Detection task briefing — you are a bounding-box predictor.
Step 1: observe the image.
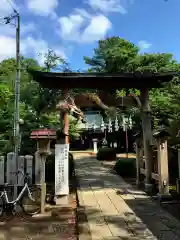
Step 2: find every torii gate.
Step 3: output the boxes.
[30,71,176,196]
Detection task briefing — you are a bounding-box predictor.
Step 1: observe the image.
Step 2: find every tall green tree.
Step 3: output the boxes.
[84,36,180,147]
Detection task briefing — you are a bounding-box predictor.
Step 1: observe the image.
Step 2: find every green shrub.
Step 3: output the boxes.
[114,158,136,177]
[97,147,116,161]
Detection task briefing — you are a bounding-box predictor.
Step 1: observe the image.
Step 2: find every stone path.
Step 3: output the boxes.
[74,154,180,240]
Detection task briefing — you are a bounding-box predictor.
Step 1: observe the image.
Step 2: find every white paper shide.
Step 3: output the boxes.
[55,144,69,195]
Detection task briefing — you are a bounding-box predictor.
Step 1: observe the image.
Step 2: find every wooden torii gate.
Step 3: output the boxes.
[30,71,176,195]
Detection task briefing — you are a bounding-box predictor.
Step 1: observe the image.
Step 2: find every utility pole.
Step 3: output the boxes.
[5,10,21,198]
[14,12,20,199]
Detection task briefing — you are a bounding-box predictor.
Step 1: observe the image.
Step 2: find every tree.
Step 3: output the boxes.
[83,36,180,147]
[84,37,139,73]
[0,49,82,155]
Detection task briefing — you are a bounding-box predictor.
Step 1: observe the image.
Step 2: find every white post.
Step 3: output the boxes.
[7,152,16,184]
[18,156,25,186]
[55,144,69,202]
[0,156,4,185]
[26,155,33,184]
[93,139,98,153]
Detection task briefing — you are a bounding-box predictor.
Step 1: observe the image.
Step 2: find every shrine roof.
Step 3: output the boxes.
[29,70,177,89]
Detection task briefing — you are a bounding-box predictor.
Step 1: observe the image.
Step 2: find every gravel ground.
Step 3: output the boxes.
[0,177,78,240]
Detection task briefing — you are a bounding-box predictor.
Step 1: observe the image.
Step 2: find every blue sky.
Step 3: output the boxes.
[0,0,180,70]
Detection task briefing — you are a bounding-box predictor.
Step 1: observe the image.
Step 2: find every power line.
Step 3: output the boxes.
[5,0,17,13]
[0,0,17,23]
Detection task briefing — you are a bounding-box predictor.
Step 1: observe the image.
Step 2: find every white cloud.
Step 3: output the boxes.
[27,0,58,17]
[59,14,85,40]
[22,36,66,64]
[138,40,152,50]
[86,0,127,14]
[58,9,111,43]
[0,36,16,61]
[82,15,111,42]
[0,35,66,65]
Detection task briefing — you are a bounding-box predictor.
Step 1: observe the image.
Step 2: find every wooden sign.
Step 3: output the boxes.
[55,144,69,195]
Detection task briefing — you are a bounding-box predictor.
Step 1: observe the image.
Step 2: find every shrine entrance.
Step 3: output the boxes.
[72,94,135,153]
[30,70,176,202]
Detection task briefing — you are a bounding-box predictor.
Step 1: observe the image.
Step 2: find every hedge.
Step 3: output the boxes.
[96,147,117,161]
[114,157,136,177]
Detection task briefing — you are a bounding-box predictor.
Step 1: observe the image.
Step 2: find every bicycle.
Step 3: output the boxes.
[0,170,41,216]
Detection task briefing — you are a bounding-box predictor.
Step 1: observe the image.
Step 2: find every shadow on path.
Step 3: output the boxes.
[74,154,180,239]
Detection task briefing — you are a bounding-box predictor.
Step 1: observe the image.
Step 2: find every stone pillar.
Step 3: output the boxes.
[7,152,16,184]
[0,156,4,185]
[157,136,170,199]
[30,129,56,214]
[18,156,25,186]
[40,154,46,213]
[140,88,153,192]
[36,140,49,214]
[34,151,46,212]
[25,155,33,184]
[35,151,41,185]
[93,139,98,153]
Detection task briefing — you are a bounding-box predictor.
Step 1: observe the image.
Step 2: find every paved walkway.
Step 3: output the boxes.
[74,154,180,240]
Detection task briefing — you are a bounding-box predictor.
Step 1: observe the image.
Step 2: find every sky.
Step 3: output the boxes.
[0,0,180,70]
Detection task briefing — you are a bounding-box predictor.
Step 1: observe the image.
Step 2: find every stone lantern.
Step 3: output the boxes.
[31,128,56,213]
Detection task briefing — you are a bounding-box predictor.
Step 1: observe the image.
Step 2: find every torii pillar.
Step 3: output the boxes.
[140,88,153,192]
[63,90,70,145]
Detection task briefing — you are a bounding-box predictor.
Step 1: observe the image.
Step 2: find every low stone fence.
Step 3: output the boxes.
[0,152,41,186]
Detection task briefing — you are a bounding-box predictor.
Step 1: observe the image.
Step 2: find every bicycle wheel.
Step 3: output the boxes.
[21,186,41,216]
